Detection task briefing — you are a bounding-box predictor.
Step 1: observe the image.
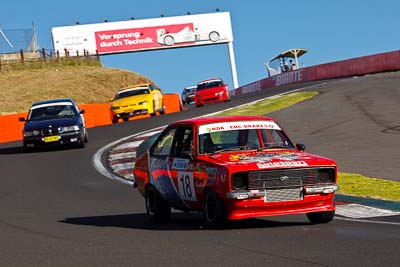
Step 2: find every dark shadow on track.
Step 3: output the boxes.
[0,144,83,155]
[0,146,24,154]
[59,212,311,231]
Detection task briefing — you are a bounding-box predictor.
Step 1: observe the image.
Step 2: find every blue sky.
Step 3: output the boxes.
[1,0,399,94]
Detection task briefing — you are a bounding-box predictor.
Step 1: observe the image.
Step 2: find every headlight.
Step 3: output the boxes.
[318,168,335,183]
[111,106,119,110]
[215,91,224,96]
[138,100,148,105]
[231,172,248,190]
[23,130,40,137]
[60,125,80,133]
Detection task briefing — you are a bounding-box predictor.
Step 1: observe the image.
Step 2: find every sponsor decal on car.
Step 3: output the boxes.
[198,121,281,134]
[172,158,189,170]
[257,160,309,169]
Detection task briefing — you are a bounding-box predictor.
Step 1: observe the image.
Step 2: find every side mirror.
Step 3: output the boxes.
[109,98,114,102]
[19,117,26,122]
[296,143,306,152]
[79,109,85,114]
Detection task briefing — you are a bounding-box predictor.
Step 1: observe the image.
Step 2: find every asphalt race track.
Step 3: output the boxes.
[0,72,399,266]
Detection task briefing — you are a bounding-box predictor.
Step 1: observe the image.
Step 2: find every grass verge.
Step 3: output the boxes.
[214,91,400,202]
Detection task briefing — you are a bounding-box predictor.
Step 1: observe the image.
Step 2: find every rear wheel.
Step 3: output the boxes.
[306,210,335,224]
[203,189,226,228]
[145,185,171,221]
[209,31,220,42]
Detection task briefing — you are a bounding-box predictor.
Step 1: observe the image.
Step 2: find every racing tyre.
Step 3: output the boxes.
[145,185,171,221]
[150,101,158,117]
[159,100,166,115]
[84,129,89,143]
[203,188,226,228]
[122,117,129,122]
[306,210,335,224]
[76,132,85,148]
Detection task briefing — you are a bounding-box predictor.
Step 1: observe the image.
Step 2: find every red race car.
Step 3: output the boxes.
[194,78,230,107]
[133,116,338,227]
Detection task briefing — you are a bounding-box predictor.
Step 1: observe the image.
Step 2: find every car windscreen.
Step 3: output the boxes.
[28,104,77,121]
[197,81,223,90]
[184,88,196,93]
[115,88,150,99]
[197,121,295,154]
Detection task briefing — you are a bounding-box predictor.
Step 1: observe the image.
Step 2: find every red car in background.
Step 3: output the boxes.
[133,116,338,228]
[194,78,230,107]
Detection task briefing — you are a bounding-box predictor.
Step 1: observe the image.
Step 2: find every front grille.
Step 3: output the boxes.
[41,128,60,136]
[248,168,335,190]
[264,188,302,202]
[204,97,218,102]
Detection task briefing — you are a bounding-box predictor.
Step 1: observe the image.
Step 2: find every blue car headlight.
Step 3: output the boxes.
[59,125,80,133]
[23,130,40,137]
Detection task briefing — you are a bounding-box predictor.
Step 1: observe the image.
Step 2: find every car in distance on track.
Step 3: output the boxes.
[19,98,88,151]
[181,85,196,105]
[109,83,165,123]
[133,116,338,227]
[194,78,230,107]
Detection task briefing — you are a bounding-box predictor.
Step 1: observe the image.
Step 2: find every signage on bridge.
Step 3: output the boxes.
[51,12,233,55]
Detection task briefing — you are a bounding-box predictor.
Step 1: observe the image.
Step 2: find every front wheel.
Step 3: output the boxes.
[306,210,335,224]
[203,189,226,228]
[145,185,171,221]
[164,35,175,46]
[150,101,158,117]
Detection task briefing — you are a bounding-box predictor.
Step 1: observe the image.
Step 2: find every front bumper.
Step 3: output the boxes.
[23,131,82,148]
[195,93,228,105]
[112,109,148,119]
[224,185,338,220]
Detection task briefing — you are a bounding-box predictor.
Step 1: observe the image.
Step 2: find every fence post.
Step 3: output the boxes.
[0,56,2,71]
[56,50,60,63]
[64,48,69,63]
[20,49,25,64]
[41,48,47,63]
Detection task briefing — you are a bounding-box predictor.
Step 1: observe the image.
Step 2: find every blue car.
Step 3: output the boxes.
[19,98,88,152]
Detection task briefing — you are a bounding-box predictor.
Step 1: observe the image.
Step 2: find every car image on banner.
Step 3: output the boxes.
[133,116,339,228]
[157,26,225,46]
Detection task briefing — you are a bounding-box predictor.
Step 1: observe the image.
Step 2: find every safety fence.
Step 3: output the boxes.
[0,49,101,71]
